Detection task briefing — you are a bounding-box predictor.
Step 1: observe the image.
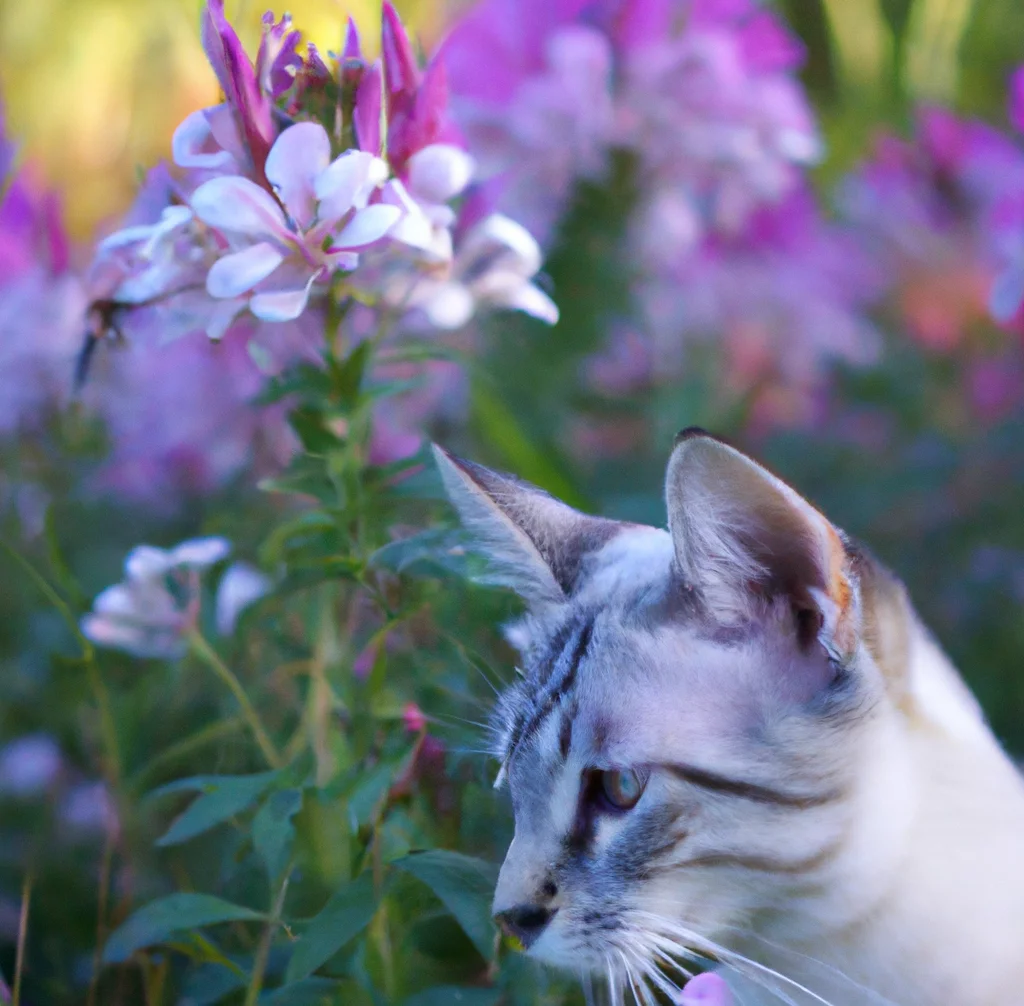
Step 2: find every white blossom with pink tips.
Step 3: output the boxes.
[191,122,401,323]
[396,213,559,329]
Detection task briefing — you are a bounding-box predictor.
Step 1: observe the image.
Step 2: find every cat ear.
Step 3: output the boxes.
[433,445,619,605]
[665,429,858,659]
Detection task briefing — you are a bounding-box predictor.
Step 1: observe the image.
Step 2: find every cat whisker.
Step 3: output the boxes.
[712,924,901,1006]
[637,913,836,1006]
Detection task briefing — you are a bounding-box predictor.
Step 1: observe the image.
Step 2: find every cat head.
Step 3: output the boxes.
[434,430,912,980]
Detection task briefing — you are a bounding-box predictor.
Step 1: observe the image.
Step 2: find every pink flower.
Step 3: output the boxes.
[402,702,427,733]
[201,0,277,185]
[444,0,817,244]
[1010,66,1024,135]
[381,3,461,173]
[0,149,84,433]
[678,973,734,1005]
[192,122,401,322]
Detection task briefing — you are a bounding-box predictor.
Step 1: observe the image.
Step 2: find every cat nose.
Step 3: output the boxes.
[493,903,557,948]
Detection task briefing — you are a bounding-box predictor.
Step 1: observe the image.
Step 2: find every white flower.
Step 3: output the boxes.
[94,205,200,305]
[171,105,246,174]
[190,122,401,323]
[215,561,272,636]
[384,144,476,261]
[400,213,560,328]
[82,537,231,659]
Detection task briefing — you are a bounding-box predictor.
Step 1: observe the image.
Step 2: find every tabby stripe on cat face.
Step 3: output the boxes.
[661,762,842,810]
[504,617,594,767]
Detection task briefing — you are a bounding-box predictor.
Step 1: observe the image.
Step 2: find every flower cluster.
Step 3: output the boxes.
[444,0,819,246]
[88,1,557,348]
[840,106,1024,351]
[445,0,874,434]
[80,536,267,658]
[0,107,83,435]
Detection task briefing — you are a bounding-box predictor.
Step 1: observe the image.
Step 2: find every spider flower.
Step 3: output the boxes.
[444,0,819,245]
[82,538,231,659]
[87,1,556,342]
[192,122,400,323]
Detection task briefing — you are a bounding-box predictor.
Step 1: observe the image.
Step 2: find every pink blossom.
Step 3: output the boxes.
[191,122,401,323]
[0,152,84,433]
[201,0,277,185]
[444,0,817,244]
[678,973,734,1005]
[402,702,427,733]
[1009,66,1024,135]
[841,107,1024,344]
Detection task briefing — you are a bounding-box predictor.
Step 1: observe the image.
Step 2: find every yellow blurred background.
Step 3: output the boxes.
[0,0,442,238]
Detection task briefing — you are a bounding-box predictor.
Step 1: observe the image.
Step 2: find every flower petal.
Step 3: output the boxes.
[125,545,174,581]
[334,204,402,248]
[206,298,247,341]
[191,176,290,240]
[354,61,384,155]
[407,144,475,203]
[314,151,389,222]
[206,242,285,298]
[381,2,420,97]
[172,109,236,171]
[216,562,272,635]
[415,280,475,329]
[680,973,735,1006]
[250,269,320,321]
[172,537,232,568]
[265,122,332,230]
[492,280,560,324]
[461,213,542,277]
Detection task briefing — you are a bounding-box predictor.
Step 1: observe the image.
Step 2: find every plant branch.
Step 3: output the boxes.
[187,631,282,770]
[243,871,291,1006]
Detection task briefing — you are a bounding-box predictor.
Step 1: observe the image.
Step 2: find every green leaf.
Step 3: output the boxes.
[253,788,303,880]
[289,406,343,454]
[181,964,247,1005]
[329,339,372,408]
[254,362,332,406]
[260,510,338,567]
[403,988,501,1006]
[103,893,263,963]
[259,455,336,503]
[153,772,278,847]
[347,762,395,829]
[395,851,498,960]
[284,871,379,983]
[259,978,340,1005]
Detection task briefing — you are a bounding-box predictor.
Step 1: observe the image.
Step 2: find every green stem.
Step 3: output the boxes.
[243,872,291,1006]
[187,632,282,770]
[86,655,123,787]
[13,873,31,1006]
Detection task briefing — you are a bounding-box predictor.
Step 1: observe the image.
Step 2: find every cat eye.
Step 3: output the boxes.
[598,768,646,810]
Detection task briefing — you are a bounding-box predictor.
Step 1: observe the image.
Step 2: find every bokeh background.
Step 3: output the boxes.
[4,0,1024,1002]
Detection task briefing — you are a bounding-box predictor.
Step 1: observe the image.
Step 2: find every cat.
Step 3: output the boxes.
[433,429,1024,1006]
